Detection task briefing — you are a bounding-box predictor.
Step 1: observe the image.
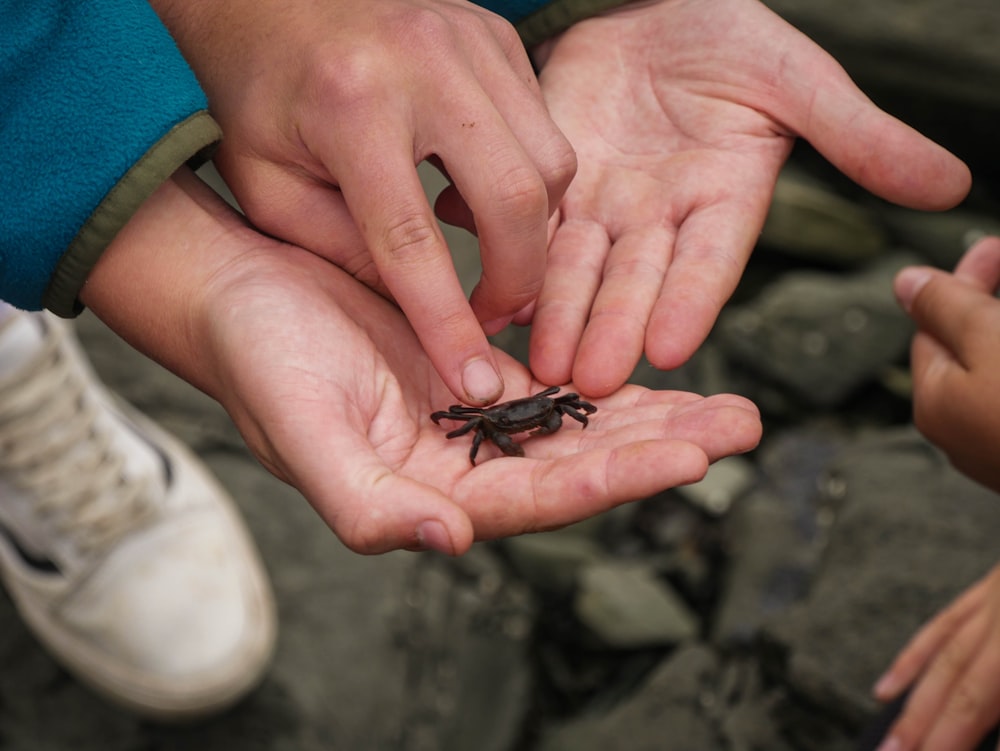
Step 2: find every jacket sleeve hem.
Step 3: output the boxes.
[43,111,222,317]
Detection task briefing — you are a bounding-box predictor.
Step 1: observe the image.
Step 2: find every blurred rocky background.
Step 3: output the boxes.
[3,1,1000,749]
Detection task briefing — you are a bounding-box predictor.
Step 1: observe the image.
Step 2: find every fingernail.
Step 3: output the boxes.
[894,267,934,313]
[416,520,456,556]
[874,735,901,751]
[872,672,898,699]
[462,358,503,404]
[481,315,513,336]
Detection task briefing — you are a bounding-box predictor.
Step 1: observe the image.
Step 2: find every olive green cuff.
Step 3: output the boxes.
[43,110,222,317]
[516,0,635,47]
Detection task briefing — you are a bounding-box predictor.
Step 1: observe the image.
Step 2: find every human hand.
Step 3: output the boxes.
[872,562,1000,751]
[84,169,762,556]
[893,236,1000,494]
[150,0,576,405]
[525,0,971,395]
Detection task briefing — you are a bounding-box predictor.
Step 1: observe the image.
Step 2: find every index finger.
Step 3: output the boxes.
[432,97,573,332]
[334,135,505,406]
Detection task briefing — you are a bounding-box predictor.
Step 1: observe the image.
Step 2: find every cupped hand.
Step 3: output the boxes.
[151,0,576,404]
[873,562,1000,751]
[200,242,762,555]
[526,0,971,395]
[84,168,759,557]
[893,236,1000,494]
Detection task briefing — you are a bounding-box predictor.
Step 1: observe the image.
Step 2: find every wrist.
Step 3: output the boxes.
[80,167,262,399]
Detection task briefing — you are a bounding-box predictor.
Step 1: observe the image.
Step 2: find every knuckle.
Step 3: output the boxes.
[433,305,479,341]
[485,12,523,52]
[491,163,549,221]
[538,134,578,193]
[384,5,453,51]
[603,255,667,283]
[379,212,441,262]
[311,45,385,114]
[342,513,392,555]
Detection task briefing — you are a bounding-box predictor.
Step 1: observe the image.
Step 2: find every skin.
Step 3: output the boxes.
[871,236,1000,751]
[77,0,971,558]
[514,0,972,395]
[149,0,577,406]
[81,168,762,556]
[151,0,969,403]
[896,236,1000,493]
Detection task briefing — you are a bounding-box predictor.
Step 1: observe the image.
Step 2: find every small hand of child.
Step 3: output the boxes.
[873,561,1000,751]
[894,236,1000,495]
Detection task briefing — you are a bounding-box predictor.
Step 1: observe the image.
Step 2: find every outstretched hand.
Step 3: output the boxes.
[85,168,762,556]
[524,0,971,395]
[202,242,762,554]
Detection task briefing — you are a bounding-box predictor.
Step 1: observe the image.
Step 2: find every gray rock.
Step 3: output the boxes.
[878,206,1000,269]
[762,0,1000,101]
[761,165,889,266]
[761,428,1000,730]
[675,455,757,517]
[391,548,536,751]
[716,254,917,406]
[502,527,607,596]
[574,561,698,648]
[537,646,800,751]
[535,645,724,751]
[713,425,849,646]
[628,343,735,398]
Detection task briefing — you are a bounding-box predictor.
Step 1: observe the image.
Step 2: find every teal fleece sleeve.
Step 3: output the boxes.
[0,0,220,315]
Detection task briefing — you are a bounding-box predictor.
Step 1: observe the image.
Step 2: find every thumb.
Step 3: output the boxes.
[894,265,937,316]
[776,30,970,211]
[894,265,989,368]
[307,466,476,556]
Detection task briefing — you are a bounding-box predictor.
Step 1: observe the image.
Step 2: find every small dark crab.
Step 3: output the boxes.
[431,386,598,466]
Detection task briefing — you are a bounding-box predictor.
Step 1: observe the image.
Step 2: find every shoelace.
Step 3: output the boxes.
[0,317,154,555]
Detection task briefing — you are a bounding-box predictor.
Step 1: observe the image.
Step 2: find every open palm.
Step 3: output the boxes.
[529,0,971,396]
[204,243,762,555]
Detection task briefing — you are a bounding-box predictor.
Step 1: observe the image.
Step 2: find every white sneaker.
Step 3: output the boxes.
[0,311,277,720]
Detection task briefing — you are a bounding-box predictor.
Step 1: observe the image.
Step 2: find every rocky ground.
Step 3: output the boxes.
[3,1,1000,749]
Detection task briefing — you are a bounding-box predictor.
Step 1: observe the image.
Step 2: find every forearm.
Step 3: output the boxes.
[79,168,258,400]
